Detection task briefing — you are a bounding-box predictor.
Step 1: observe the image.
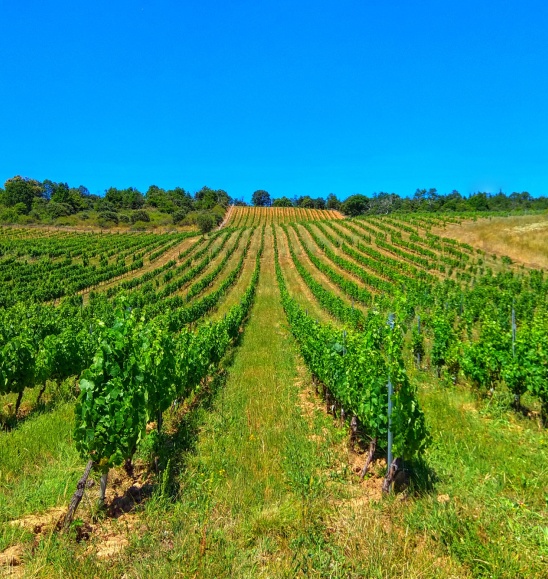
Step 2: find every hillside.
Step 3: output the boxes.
[224,205,344,226]
[433,212,548,270]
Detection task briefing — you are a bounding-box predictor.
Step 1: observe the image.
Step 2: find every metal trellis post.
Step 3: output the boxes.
[387,313,395,471]
[512,304,516,358]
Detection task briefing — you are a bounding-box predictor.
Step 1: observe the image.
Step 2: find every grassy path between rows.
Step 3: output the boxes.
[121,227,344,576]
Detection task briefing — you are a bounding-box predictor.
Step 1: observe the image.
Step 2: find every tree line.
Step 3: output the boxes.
[248,188,548,215]
[1,176,546,230]
[0,176,231,231]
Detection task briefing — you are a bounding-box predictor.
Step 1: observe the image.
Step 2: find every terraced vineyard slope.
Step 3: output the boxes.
[225,205,343,226]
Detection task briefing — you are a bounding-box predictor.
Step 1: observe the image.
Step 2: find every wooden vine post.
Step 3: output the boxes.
[63,460,94,531]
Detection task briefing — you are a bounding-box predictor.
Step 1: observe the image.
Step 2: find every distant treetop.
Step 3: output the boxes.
[252,190,271,207]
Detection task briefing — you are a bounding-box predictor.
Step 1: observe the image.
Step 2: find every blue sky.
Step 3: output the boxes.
[0,1,546,201]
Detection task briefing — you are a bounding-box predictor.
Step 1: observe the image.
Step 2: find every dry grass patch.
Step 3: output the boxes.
[435,214,548,269]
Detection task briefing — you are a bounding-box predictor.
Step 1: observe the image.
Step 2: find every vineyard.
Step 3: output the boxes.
[225,205,344,225]
[0,210,547,577]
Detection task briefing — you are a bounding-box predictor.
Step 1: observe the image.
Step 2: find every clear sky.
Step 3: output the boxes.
[0,1,547,201]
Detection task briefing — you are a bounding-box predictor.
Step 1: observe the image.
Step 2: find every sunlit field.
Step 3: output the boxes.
[436,212,548,269]
[1,213,547,577]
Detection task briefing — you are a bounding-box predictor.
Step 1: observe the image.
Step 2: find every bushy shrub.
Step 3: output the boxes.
[14,202,28,215]
[211,204,226,224]
[196,212,216,233]
[97,211,119,227]
[130,209,150,223]
[47,202,73,218]
[172,209,188,224]
[0,206,19,223]
[182,211,200,225]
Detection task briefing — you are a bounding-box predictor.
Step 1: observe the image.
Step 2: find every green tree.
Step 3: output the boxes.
[214,189,230,207]
[301,197,314,208]
[50,182,71,204]
[326,193,341,210]
[167,187,194,211]
[94,198,117,213]
[272,196,293,207]
[468,192,489,211]
[341,194,369,216]
[313,197,326,209]
[107,187,144,210]
[252,190,271,207]
[123,188,145,209]
[31,197,48,214]
[104,187,124,208]
[297,196,314,209]
[370,192,400,214]
[4,176,44,213]
[197,212,216,233]
[41,180,89,213]
[146,185,174,212]
[195,186,228,210]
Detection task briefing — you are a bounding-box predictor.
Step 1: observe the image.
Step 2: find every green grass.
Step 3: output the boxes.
[404,373,548,578]
[0,402,83,551]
